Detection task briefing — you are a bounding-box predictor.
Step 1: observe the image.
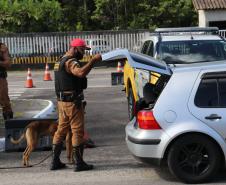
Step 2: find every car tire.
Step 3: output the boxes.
[167,134,221,184]
[128,87,135,120]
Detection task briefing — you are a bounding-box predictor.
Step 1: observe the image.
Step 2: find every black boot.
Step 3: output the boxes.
[73,145,93,172]
[50,143,66,170]
[3,111,13,120]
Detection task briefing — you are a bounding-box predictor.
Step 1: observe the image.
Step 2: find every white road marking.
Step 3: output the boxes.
[8,85,26,100]
[6,68,114,100]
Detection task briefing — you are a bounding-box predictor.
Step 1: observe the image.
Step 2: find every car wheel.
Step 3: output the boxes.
[167,134,221,183]
[128,87,135,120]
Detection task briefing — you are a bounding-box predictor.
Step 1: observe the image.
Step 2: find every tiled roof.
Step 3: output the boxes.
[193,0,226,10]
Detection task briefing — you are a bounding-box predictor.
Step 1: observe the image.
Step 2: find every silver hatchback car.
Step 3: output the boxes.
[125,59,226,183]
[102,48,226,183]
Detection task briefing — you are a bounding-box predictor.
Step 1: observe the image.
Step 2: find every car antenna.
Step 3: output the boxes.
[158,32,162,42]
[190,32,194,40]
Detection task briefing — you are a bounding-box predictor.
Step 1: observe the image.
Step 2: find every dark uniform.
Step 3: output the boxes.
[0,43,13,120]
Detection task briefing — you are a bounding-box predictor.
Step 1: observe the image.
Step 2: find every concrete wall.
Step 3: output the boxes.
[199,10,226,27]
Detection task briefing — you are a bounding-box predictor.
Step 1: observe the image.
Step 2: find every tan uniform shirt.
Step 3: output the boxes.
[53,54,85,146]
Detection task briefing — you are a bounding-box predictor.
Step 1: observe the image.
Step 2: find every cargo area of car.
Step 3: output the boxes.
[135,72,171,113]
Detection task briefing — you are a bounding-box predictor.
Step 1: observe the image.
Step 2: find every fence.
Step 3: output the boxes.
[0,29,226,65]
[0,30,149,64]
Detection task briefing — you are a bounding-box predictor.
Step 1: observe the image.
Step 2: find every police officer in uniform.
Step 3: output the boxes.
[0,42,13,120]
[51,38,102,171]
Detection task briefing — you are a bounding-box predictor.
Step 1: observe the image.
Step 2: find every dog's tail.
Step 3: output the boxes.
[9,133,25,144]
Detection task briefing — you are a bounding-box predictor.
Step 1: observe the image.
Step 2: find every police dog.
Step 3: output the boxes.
[9,120,73,167]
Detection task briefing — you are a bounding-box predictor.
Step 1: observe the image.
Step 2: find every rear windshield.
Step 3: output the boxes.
[158,40,226,64]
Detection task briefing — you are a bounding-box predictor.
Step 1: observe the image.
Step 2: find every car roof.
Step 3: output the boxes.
[172,60,226,73]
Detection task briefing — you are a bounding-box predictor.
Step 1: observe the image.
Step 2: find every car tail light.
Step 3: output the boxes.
[137,110,161,130]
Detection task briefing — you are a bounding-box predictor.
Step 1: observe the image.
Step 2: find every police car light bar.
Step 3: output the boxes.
[155,27,219,34]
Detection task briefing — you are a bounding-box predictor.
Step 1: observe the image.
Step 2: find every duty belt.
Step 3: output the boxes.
[57,92,84,102]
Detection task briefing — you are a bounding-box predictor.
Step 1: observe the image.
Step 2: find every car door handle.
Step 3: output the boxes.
[205,114,222,120]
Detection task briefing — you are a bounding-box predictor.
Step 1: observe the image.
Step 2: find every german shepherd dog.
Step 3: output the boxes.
[9,120,73,167]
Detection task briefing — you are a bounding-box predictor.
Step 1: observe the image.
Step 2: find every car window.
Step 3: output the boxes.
[195,74,226,107]
[219,78,226,107]
[147,41,154,57]
[159,40,226,64]
[141,40,151,54]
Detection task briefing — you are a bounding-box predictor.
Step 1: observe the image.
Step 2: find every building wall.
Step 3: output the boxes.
[199,10,226,27]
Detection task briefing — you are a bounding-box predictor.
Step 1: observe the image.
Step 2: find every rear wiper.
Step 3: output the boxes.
[163,56,187,64]
[186,60,213,64]
[166,60,215,64]
[190,60,210,63]
[165,60,188,64]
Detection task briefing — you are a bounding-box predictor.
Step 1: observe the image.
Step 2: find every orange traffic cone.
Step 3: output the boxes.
[25,68,34,88]
[43,63,52,81]
[117,61,123,72]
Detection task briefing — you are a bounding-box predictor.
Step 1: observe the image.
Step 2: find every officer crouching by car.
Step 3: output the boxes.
[51,38,102,171]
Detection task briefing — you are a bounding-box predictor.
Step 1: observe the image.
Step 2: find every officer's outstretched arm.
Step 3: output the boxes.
[71,54,102,78]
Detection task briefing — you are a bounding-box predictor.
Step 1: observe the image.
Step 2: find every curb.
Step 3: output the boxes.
[0,99,56,152]
[11,99,56,119]
[32,100,55,118]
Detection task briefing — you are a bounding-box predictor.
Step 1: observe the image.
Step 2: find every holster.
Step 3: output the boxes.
[81,77,87,90]
[73,94,84,109]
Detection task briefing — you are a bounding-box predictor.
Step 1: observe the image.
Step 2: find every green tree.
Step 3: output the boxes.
[92,0,129,30]
[58,0,96,31]
[0,0,63,33]
[151,0,197,29]
[92,0,197,30]
[0,0,198,33]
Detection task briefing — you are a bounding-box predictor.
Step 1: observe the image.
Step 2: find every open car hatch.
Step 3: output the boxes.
[102,49,172,75]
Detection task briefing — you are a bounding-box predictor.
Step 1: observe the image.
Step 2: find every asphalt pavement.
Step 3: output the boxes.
[1,68,226,185]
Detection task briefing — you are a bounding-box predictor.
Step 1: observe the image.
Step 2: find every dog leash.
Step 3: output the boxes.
[29,152,52,167]
[0,152,52,169]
